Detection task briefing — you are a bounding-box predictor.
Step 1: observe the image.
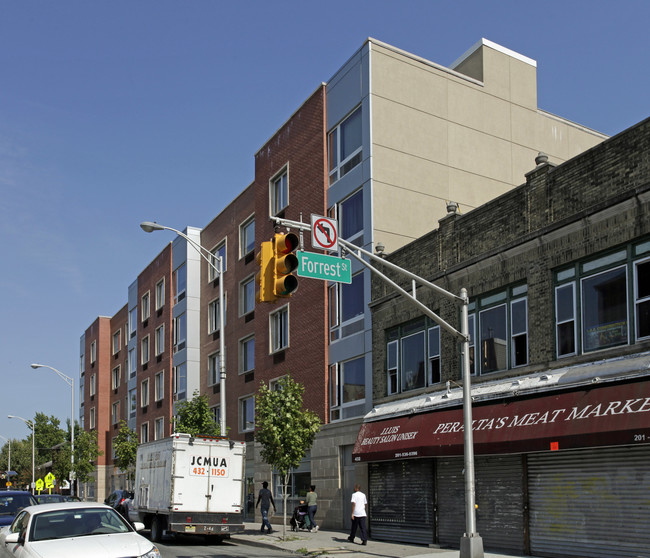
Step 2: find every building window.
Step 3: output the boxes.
[155,371,164,401]
[90,341,97,364]
[140,422,149,444]
[240,277,255,315]
[89,374,96,397]
[635,256,650,339]
[329,272,364,341]
[141,336,150,365]
[173,313,186,353]
[128,348,137,379]
[466,285,528,374]
[141,379,149,408]
[111,366,120,390]
[89,407,96,429]
[555,247,649,357]
[155,324,165,356]
[270,306,288,353]
[210,405,220,427]
[208,351,220,386]
[141,291,150,322]
[129,307,137,338]
[112,330,121,355]
[209,295,226,333]
[271,169,288,215]
[111,402,119,425]
[330,356,365,422]
[129,388,137,419]
[240,395,255,432]
[173,363,187,401]
[174,263,187,305]
[209,241,227,282]
[330,188,364,248]
[328,106,362,185]
[240,216,255,258]
[155,278,165,310]
[386,319,442,395]
[154,417,164,440]
[240,335,255,373]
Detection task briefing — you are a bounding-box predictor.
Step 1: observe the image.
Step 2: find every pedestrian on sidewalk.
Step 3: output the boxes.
[256,481,276,534]
[347,483,367,545]
[305,485,318,532]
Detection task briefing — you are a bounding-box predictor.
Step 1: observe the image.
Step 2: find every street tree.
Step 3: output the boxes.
[6,439,31,490]
[33,413,65,468]
[73,428,102,484]
[113,421,138,487]
[174,391,220,437]
[255,375,321,539]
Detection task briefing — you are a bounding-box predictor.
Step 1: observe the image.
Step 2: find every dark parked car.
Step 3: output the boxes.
[104,489,133,519]
[0,490,38,527]
[35,493,69,504]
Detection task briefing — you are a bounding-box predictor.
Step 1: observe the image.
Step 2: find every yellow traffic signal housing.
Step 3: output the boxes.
[256,241,276,303]
[273,232,299,297]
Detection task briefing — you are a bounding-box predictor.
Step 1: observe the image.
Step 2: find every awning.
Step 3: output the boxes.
[353,379,650,462]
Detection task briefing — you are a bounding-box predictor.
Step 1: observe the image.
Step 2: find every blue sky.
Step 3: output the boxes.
[1,0,648,442]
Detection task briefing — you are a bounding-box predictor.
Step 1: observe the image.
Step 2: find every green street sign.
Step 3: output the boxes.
[297,251,351,283]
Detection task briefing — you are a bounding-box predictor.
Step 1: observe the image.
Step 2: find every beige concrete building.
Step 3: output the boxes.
[320,37,607,530]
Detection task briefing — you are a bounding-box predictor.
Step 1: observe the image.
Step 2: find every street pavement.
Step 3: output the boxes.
[233,522,529,558]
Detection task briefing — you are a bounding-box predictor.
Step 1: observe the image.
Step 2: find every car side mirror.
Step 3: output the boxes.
[132,522,145,532]
[5,532,20,544]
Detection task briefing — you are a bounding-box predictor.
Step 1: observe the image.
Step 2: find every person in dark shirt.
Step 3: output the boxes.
[256,481,276,534]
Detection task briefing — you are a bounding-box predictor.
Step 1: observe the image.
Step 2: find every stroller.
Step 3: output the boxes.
[290,503,312,531]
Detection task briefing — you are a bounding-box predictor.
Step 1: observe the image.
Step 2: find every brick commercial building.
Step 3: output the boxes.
[78,38,608,523]
[358,117,650,556]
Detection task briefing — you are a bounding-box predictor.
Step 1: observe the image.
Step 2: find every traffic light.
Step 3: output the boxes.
[256,241,276,303]
[273,232,299,297]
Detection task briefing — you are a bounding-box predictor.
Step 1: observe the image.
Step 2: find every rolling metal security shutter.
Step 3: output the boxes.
[528,445,650,558]
[437,454,525,554]
[368,459,434,545]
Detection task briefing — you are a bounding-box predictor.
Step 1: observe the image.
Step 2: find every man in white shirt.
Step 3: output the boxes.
[347,484,368,545]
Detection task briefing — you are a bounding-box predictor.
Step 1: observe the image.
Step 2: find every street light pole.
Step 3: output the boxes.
[0,435,11,472]
[8,416,34,493]
[30,364,75,496]
[140,221,227,436]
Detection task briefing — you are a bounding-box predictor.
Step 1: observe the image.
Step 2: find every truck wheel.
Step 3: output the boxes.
[151,516,165,543]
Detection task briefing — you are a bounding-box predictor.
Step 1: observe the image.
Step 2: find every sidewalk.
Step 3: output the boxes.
[233,522,526,558]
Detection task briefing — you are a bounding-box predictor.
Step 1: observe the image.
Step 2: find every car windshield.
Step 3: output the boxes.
[0,494,35,516]
[31,508,132,541]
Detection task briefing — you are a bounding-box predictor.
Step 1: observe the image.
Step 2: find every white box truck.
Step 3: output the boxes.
[130,433,246,542]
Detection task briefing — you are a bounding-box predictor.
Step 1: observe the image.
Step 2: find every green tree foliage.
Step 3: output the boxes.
[34,413,65,468]
[74,428,102,484]
[7,415,102,490]
[255,375,321,538]
[174,391,220,437]
[113,421,138,485]
[6,439,31,490]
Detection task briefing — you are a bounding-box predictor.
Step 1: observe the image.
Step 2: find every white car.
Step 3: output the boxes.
[0,502,160,558]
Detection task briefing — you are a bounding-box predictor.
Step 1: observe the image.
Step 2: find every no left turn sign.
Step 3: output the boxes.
[311,215,338,251]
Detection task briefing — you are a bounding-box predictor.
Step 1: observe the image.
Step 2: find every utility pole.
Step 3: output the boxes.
[271,215,484,557]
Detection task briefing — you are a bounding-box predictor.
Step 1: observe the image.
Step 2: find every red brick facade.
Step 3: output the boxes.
[253,85,329,423]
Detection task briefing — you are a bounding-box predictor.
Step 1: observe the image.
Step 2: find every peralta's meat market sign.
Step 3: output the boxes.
[433,397,650,435]
[353,380,650,461]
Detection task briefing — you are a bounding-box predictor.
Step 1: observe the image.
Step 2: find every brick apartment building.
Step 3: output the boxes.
[357,117,650,556]
[78,38,609,525]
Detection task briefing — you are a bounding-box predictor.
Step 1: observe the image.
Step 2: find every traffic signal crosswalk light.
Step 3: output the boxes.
[256,241,275,303]
[273,232,299,298]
